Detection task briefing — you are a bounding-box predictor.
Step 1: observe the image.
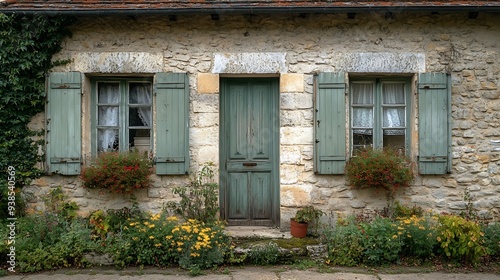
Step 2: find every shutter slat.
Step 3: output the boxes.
[418,73,451,174]
[314,72,346,174]
[46,72,82,175]
[155,73,189,175]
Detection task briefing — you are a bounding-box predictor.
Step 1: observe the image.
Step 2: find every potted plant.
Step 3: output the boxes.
[290,206,324,238]
[81,151,153,194]
[345,148,415,212]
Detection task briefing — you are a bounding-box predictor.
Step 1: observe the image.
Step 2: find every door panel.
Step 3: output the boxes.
[220,78,279,226]
[227,173,248,219]
[250,172,272,219]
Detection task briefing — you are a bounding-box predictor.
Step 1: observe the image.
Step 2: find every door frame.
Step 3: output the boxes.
[219,77,280,227]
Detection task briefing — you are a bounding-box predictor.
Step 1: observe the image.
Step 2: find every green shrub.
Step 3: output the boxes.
[360,217,402,265]
[324,217,364,266]
[397,215,437,259]
[167,162,219,222]
[108,213,231,270]
[436,214,485,263]
[247,242,281,265]
[81,151,152,194]
[345,149,414,199]
[482,222,500,257]
[16,216,98,272]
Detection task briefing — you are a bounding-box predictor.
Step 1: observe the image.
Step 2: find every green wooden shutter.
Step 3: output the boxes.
[46,72,82,175]
[155,73,189,175]
[418,73,451,174]
[314,72,346,174]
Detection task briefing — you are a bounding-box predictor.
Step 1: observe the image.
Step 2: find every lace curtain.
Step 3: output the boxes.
[98,83,119,152]
[382,83,405,135]
[130,83,152,127]
[352,83,373,135]
[351,83,405,135]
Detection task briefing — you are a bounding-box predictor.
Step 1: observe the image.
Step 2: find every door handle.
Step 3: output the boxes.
[242,162,257,166]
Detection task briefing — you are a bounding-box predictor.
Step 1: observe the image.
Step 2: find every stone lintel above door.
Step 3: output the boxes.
[213,52,287,74]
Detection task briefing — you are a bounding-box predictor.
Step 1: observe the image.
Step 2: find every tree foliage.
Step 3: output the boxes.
[0,13,73,217]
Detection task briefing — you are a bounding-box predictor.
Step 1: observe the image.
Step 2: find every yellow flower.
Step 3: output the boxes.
[148,224,155,228]
[167,216,178,222]
[177,242,184,246]
[325,259,331,264]
[149,236,155,239]
[392,235,398,239]
[132,237,139,241]
[151,213,161,221]
[177,248,182,252]
[165,235,173,240]
[154,243,162,247]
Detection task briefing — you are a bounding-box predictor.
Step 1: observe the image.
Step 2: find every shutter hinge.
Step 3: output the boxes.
[317,120,320,127]
[315,139,320,143]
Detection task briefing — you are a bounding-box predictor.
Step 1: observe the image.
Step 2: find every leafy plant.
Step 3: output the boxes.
[81,151,152,194]
[360,216,402,265]
[89,210,111,240]
[293,206,324,236]
[482,222,500,257]
[459,187,479,221]
[42,187,79,221]
[167,162,219,222]
[247,242,281,265]
[345,149,414,200]
[397,215,437,259]
[108,213,231,270]
[324,216,365,266]
[293,206,324,224]
[436,214,485,264]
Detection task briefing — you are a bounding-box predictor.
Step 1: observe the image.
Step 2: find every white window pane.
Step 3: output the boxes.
[352,83,373,104]
[98,129,119,152]
[352,108,373,128]
[98,106,119,126]
[129,83,152,104]
[98,83,120,103]
[382,83,405,104]
[383,108,405,128]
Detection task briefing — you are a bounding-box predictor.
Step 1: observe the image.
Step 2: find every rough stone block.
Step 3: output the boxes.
[280,73,304,93]
[197,73,219,94]
[280,184,312,206]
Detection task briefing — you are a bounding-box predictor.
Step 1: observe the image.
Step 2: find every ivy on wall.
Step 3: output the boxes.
[0,13,73,217]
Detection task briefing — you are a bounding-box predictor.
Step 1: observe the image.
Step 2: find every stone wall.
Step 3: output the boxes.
[26,12,500,227]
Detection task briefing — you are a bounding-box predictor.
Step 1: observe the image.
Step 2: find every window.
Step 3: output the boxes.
[93,78,152,154]
[350,78,410,155]
[47,72,190,175]
[314,72,450,175]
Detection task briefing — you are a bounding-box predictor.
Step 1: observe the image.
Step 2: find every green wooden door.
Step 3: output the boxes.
[220,78,279,226]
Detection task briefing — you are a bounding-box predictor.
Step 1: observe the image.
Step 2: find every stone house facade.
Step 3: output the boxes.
[2,1,500,228]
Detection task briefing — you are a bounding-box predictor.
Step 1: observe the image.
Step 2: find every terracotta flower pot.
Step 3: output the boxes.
[290,218,308,238]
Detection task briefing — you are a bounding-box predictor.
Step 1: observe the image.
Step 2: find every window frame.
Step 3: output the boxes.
[349,76,412,156]
[90,77,154,157]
